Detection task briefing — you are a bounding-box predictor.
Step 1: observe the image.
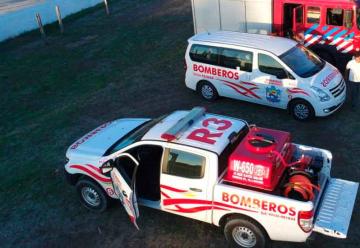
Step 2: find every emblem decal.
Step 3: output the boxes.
[266,86,281,103]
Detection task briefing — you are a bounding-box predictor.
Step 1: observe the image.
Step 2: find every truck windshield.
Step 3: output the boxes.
[104,115,166,155]
[279,45,325,78]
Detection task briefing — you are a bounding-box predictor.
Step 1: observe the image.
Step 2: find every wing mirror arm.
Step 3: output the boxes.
[100,159,114,174]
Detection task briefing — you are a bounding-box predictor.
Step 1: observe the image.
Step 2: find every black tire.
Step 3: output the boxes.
[224,218,269,248]
[76,179,108,212]
[289,99,315,121]
[197,81,218,101]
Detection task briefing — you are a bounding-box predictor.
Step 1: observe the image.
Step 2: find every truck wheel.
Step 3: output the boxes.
[290,99,314,121]
[197,81,218,101]
[224,218,269,248]
[76,179,108,212]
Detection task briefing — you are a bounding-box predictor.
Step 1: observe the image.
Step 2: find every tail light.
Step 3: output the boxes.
[298,210,314,233]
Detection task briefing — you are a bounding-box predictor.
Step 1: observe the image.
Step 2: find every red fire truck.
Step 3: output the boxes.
[191,0,360,68]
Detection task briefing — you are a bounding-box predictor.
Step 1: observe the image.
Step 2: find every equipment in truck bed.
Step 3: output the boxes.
[225,126,292,191]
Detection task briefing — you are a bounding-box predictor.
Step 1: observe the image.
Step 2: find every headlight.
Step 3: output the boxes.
[311,86,330,102]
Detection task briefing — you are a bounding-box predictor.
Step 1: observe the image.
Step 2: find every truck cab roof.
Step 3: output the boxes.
[189,31,298,56]
[142,108,248,155]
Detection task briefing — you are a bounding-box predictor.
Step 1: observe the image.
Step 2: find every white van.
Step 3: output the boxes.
[185,31,346,120]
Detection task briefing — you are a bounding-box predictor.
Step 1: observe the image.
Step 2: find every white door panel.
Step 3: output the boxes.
[108,153,140,229]
[160,146,212,222]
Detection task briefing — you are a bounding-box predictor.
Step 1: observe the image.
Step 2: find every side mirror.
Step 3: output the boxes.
[100,160,114,174]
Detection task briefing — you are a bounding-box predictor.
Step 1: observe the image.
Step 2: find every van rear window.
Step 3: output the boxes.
[189,44,219,65]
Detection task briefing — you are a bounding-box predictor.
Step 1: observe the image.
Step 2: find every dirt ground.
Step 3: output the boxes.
[0,0,359,247]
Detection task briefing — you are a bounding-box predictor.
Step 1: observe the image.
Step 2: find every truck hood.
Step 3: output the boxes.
[307,62,343,91]
[66,118,149,159]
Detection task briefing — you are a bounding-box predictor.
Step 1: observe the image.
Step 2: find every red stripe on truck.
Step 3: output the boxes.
[160,185,187,193]
[70,164,112,183]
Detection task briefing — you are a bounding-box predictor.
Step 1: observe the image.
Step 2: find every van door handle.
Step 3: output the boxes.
[189,188,202,192]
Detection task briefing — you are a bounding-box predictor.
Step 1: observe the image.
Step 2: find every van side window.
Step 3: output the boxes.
[162,149,205,179]
[258,54,286,78]
[220,48,253,72]
[189,44,219,65]
[327,8,344,26]
[307,6,320,24]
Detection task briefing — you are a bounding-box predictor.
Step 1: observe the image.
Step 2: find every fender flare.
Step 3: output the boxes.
[287,97,315,113]
[218,212,270,239]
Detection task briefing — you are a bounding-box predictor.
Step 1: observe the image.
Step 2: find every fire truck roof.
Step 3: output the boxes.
[141,108,248,155]
[189,31,298,56]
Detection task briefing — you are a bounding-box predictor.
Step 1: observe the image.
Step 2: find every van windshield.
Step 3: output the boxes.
[279,45,325,78]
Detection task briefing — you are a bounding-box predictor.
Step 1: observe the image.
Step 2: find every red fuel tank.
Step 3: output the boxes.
[225,126,292,191]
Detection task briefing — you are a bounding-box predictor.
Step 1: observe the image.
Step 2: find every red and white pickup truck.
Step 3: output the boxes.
[64,107,358,248]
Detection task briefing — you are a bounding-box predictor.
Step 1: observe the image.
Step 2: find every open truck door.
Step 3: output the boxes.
[102,153,140,229]
[293,5,304,37]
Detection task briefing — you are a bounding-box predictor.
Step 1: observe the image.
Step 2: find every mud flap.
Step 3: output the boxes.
[313,178,358,238]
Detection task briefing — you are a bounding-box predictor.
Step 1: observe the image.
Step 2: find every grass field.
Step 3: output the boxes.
[0,0,359,247]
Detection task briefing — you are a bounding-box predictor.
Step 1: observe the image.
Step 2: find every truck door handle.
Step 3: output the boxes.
[189,188,202,192]
[122,191,128,197]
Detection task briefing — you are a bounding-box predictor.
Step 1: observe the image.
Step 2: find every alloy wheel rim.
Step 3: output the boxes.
[201,85,214,99]
[294,104,310,119]
[232,226,257,247]
[81,186,101,207]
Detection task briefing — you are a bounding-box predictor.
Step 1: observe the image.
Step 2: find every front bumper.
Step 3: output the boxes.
[315,92,346,117]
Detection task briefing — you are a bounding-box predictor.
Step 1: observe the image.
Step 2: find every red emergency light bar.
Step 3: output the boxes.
[161,107,206,141]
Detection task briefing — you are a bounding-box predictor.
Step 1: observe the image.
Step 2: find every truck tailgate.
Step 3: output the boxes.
[313,178,358,238]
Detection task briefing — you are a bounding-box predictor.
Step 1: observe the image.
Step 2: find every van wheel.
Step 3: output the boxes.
[290,99,314,121]
[197,81,218,101]
[76,179,108,212]
[224,218,269,248]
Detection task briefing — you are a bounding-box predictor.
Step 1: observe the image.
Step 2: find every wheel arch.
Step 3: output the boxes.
[196,79,213,91]
[64,169,82,185]
[219,213,270,240]
[66,170,109,192]
[287,97,314,113]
